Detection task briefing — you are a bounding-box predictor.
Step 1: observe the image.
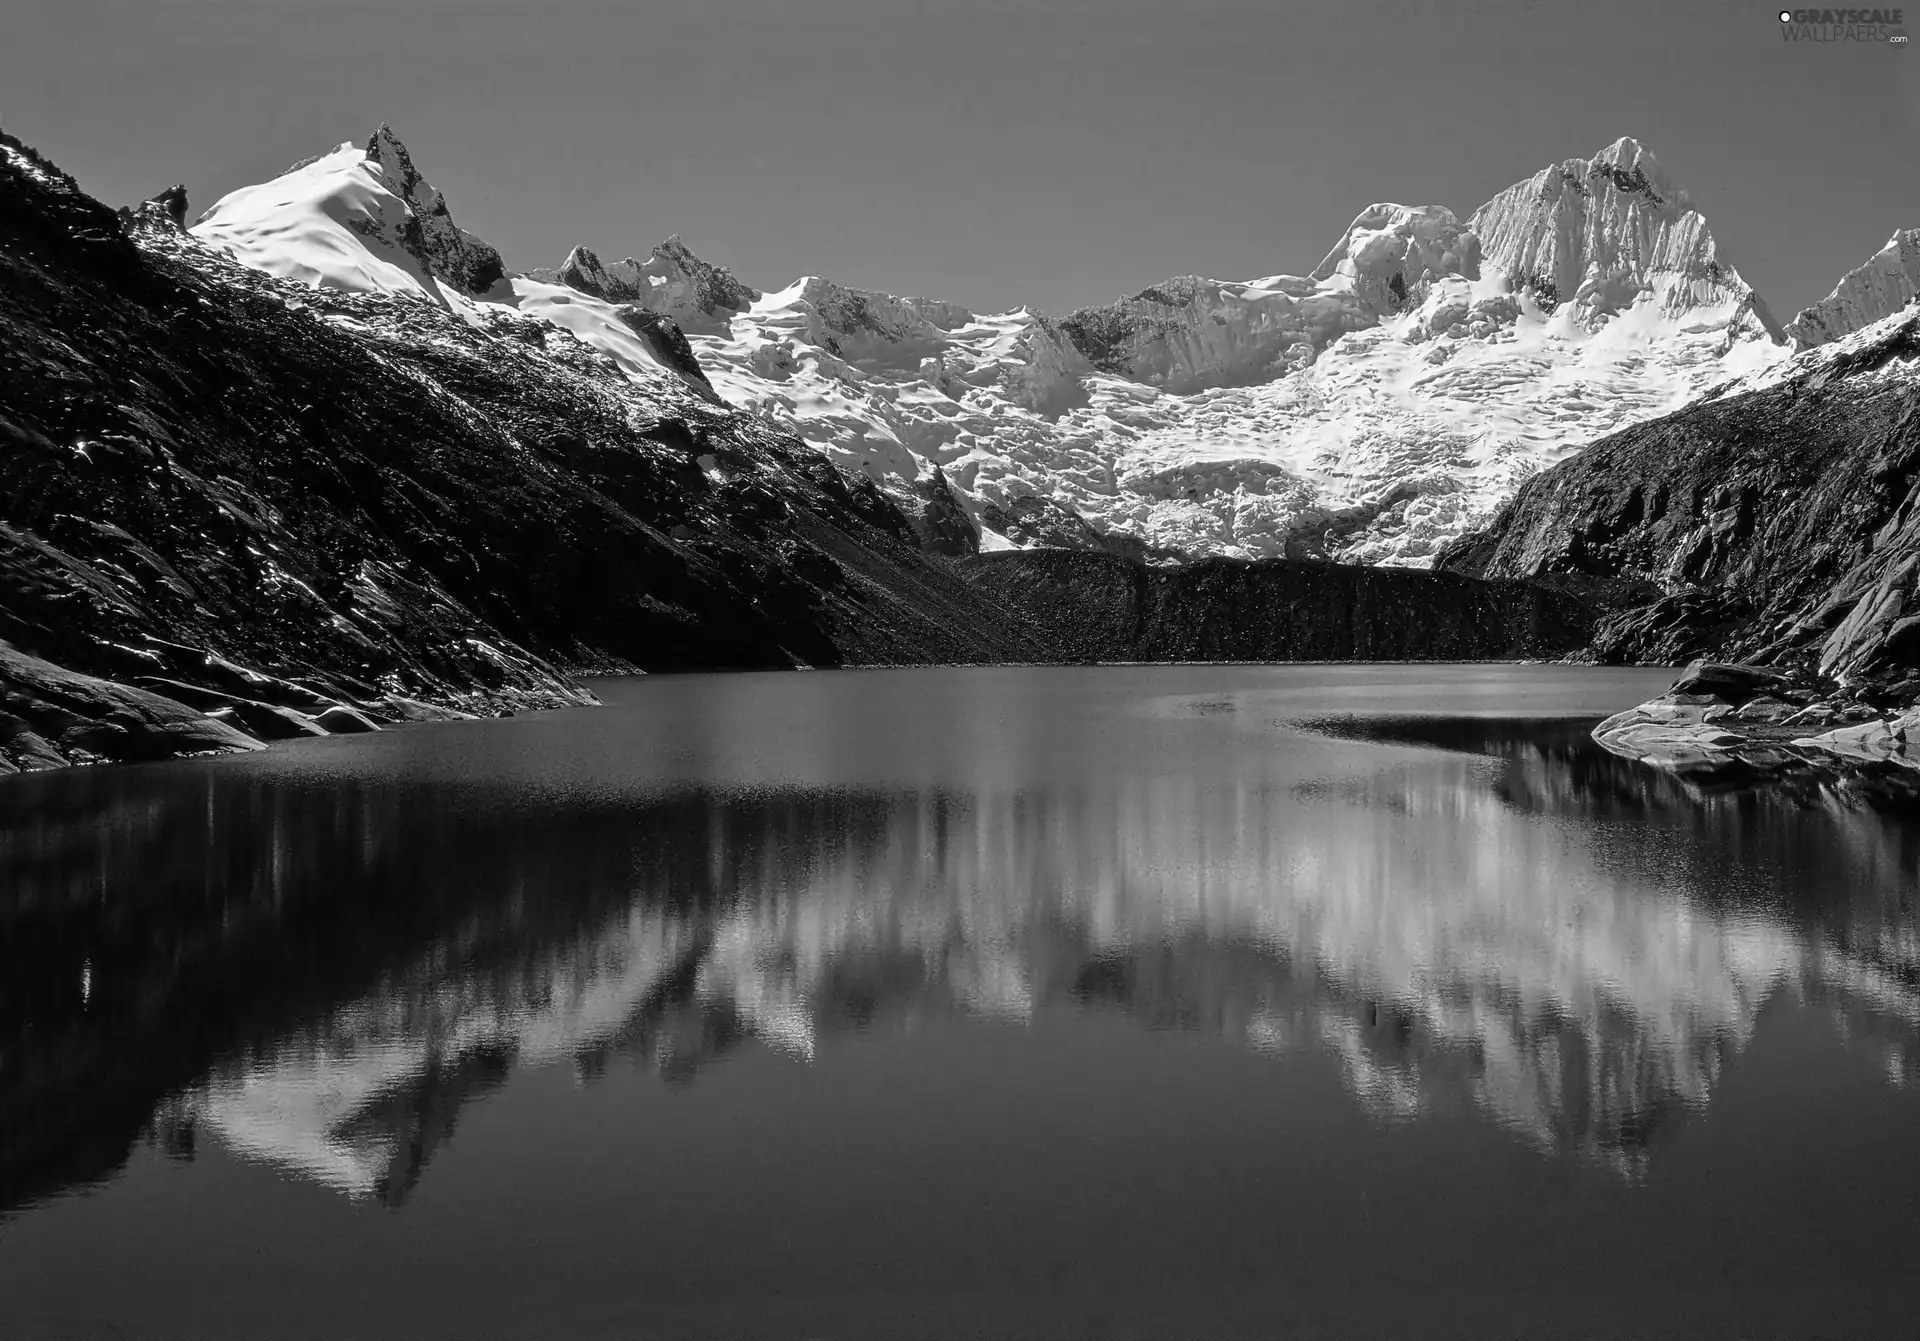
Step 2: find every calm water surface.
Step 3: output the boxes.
[2,665,1917,1339]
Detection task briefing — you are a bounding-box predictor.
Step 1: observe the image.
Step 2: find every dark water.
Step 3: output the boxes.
[2,665,1917,1340]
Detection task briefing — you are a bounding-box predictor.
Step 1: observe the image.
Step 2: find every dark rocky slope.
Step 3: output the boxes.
[1436,309,1920,702]
[0,129,1057,769]
[956,549,1597,662]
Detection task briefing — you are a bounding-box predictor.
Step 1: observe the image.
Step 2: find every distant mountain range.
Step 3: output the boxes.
[190,128,1916,565]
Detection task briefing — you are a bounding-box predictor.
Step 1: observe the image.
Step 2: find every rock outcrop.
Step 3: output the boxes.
[359,124,506,294]
[1590,660,1920,781]
[531,236,760,330]
[0,642,262,773]
[611,305,718,397]
[898,465,980,558]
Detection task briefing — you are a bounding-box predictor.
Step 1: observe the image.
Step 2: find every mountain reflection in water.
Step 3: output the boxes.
[4,708,1914,1217]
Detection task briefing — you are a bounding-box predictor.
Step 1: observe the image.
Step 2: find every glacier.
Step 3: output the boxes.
[192,131,1803,565]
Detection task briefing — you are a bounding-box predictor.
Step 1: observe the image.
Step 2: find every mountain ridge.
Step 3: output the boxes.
[505,134,1797,565]
[187,126,1920,572]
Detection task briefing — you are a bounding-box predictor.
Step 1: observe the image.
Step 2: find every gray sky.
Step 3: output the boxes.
[8,0,1919,318]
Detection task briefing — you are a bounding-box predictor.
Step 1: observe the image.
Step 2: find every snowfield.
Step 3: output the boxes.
[196,130,1903,565]
[191,131,708,396]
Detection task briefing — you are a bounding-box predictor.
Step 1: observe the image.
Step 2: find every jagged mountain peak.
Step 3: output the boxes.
[545,243,619,299]
[1786,227,1920,348]
[361,124,504,295]
[118,183,189,234]
[171,122,1808,571]
[533,233,760,328]
[182,126,723,401]
[361,125,447,227]
[1589,136,1685,201]
[1467,136,1780,340]
[192,124,503,298]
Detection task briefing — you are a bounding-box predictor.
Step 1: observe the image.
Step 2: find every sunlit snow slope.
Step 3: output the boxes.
[199,132,1791,564]
[1785,227,1920,350]
[539,137,1788,564]
[191,128,720,401]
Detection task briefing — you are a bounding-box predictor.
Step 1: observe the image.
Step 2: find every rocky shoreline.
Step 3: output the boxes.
[1593,660,1920,781]
[0,639,544,775]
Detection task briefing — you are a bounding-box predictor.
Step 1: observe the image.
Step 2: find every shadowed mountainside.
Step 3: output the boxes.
[1437,310,1920,698]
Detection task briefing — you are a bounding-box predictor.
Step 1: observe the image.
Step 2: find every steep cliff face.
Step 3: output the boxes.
[0,128,1055,770]
[1436,306,1920,693]
[957,550,1597,663]
[1468,137,1780,341]
[1786,228,1920,349]
[358,124,507,294]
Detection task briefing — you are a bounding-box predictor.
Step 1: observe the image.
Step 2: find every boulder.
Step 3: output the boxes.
[1667,660,1792,703]
[1594,697,1721,732]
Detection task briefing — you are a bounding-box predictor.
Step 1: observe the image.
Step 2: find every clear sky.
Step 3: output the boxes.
[7,0,1919,318]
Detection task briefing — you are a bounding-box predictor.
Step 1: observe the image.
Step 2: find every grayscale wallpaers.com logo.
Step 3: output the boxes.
[1777,7,1909,41]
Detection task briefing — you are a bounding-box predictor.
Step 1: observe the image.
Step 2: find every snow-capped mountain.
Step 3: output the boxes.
[191,127,722,402]
[192,131,1792,564]
[1786,227,1920,349]
[537,136,1789,565]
